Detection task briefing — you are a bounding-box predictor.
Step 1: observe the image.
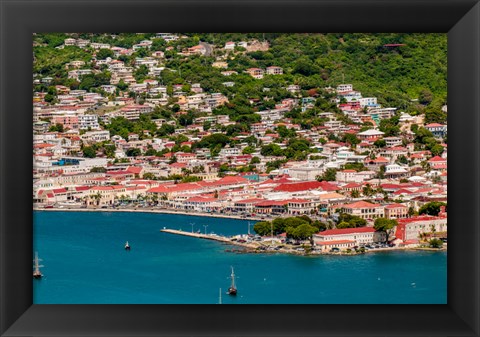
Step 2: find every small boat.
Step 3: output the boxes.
[125,241,131,250]
[227,266,237,296]
[33,252,43,279]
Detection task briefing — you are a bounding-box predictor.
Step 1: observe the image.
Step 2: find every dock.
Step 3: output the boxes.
[160,229,259,249]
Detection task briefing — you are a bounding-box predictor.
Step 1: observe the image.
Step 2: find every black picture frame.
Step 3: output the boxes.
[1,0,479,336]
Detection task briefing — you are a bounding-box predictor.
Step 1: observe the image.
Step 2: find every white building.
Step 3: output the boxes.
[79,115,100,130]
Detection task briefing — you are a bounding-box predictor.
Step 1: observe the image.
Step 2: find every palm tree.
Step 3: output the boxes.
[91,192,102,206]
[151,194,159,205]
[430,224,437,238]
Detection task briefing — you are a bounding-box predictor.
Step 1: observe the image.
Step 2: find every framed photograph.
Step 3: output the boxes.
[1,0,479,336]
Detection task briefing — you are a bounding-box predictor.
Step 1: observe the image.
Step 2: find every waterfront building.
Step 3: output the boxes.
[394,214,448,244]
[340,200,385,220]
[384,203,409,219]
[313,227,386,252]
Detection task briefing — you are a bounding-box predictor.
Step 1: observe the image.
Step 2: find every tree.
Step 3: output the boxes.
[143,172,157,180]
[91,192,102,206]
[82,146,96,158]
[253,221,272,236]
[96,48,114,60]
[373,218,398,243]
[429,238,443,249]
[430,144,444,157]
[250,156,260,164]
[374,139,386,148]
[343,133,360,147]
[317,168,337,182]
[362,184,375,197]
[145,148,157,156]
[418,201,446,216]
[126,147,142,157]
[116,79,129,91]
[337,221,354,229]
[203,121,211,131]
[134,65,149,82]
[44,93,56,103]
[418,89,434,105]
[337,214,367,228]
[290,223,318,241]
[49,123,64,132]
[242,146,255,155]
[90,166,107,173]
[260,144,283,157]
[351,190,360,198]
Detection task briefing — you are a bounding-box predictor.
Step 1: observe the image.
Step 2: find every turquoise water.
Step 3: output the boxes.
[33,211,447,304]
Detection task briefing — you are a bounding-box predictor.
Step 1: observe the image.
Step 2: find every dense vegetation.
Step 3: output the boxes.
[34,33,447,114]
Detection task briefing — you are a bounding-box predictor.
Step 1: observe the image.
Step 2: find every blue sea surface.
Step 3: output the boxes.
[33,211,447,304]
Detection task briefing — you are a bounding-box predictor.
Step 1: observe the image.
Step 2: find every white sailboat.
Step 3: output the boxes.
[33,252,43,279]
[227,266,237,295]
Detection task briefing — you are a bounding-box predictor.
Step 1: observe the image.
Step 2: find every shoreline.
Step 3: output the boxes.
[35,207,447,256]
[34,207,261,221]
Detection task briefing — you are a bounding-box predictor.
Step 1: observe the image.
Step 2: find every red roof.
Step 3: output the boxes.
[234,198,265,205]
[366,156,389,163]
[273,181,323,193]
[317,240,356,245]
[318,227,376,236]
[393,188,414,195]
[255,200,289,207]
[209,176,249,186]
[186,196,217,203]
[385,203,408,209]
[52,188,67,194]
[34,143,55,149]
[170,162,187,168]
[425,123,444,127]
[126,166,143,174]
[342,183,362,189]
[397,215,445,225]
[343,201,381,209]
[428,156,446,162]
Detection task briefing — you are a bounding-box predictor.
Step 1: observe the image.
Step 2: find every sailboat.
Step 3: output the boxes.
[33,252,43,279]
[125,241,131,250]
[227,266,237,296]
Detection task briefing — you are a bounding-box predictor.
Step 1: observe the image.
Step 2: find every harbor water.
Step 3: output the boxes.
[33,211,447,304]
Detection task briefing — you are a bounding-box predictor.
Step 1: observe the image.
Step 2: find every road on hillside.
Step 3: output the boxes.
[199,42,213,56]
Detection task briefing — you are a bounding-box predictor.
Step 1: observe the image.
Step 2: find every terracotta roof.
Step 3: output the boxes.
[342,200,381,209]
[255,200,289,207]
[385,203,408,209]
[186,196,217,203]
[317,240,356,245]
[428,156,446,162]
[234,198,265,205]
[317,227,376,236]
[273,181,324,192]
[126,166,143,174]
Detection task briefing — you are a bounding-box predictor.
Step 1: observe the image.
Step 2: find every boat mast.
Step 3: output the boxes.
[219,288,222,304]
[33,252,43,275]
[230,266,236,289]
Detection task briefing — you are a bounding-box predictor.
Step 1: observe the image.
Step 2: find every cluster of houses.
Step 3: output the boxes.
[32,34,448,251]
